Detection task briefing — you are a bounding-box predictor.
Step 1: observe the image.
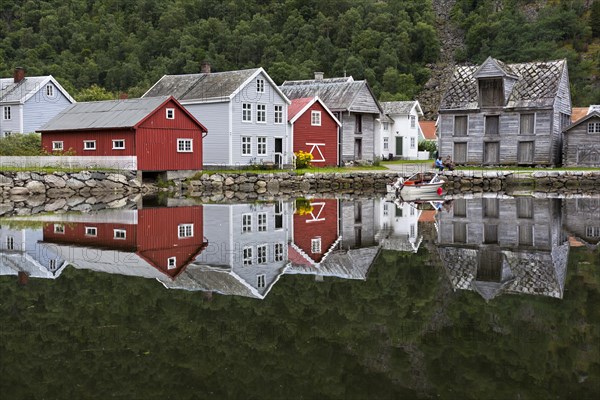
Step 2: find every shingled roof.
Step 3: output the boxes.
[143,67,290,104]
[0,75,74,104]
[440,58,567,110]
[381,101,422,115]
[281,76,382,114]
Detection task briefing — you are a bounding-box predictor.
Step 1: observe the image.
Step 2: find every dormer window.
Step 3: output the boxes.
[479,78,504,107]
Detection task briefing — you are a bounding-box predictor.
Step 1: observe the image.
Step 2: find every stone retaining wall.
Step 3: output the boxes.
[0,170,144,217]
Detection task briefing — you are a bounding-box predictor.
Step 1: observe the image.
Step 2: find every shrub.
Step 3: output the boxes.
[0,133,43,156]
[295,150,313,169]
[295,198,313,215]
[418,140,437,154]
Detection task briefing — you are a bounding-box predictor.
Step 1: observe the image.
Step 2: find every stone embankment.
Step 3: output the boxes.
[0,170,144,217]
[185,172,400,200]
[443,170,600,195]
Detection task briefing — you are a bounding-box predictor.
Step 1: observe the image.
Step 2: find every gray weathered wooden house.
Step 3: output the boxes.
[563,111,600,167]
[280,73,383,163]
[437,196,568,300]
[438,57,571,166]
[562,197,600,249]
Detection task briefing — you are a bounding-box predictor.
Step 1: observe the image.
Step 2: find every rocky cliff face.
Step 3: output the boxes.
[418,0,466,120]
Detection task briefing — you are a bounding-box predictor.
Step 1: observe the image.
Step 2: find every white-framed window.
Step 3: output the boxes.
[167,257,177,270]
[274,105,283,124]
[46,84,54,97]
[6,236,15,250]
[178,223,194,238]
[257,244,268,264]
[4,131,12,137]
[410,137,416,149]
[588,122,600,133]
[166,108,175,119]
[257,274,266,288]
[274,243,284,262]
[85,226,97,237]
[114,229,127,240]
[410,224,416,238]
[383,122,389,131]
[383,137,389,150]
[383,203,389,216]
[410,115,416,128]
[3,106,11,120]
[52,141,64,151]
[83,140,96,150]
[256,104,266,123]
[257,213,267,232]
[177,139,193,152]
[311,111,321,126]
[256,78,265,93]
[242,103,252,122]
[48,259,58,271]
[242,136,252,156]
[257,137,267,156]
[242,213,252,233]
[54,224,65,234]
[586,226,600,238]
[243,246,253,265]
[311,237,322,253]
[112,139,125,150]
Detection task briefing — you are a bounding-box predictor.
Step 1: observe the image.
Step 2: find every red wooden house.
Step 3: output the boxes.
[40,96,207,172]
[288,97,340,167]
[42,206,208,280]
[289,198,341,267]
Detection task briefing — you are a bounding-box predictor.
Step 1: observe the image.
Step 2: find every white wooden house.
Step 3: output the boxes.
[378,101,423,160]
[375,199,423,253]
[143,65,292,169]
[0,68,75,137]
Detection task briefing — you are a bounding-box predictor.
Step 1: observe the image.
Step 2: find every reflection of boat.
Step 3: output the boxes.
[387,172,445,200]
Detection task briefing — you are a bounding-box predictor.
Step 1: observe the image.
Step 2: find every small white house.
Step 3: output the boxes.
[0,68,75,138]
[375,199,423,253]
[379,101,423,160]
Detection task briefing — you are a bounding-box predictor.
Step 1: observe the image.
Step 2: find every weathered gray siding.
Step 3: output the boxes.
[340,113,375,162]
[563,198,600,245]
[349,85,381,114]
[340,199,376,249]
[563,115,600,167]
[24,82,73,133]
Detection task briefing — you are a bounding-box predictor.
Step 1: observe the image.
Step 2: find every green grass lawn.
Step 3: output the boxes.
[0,166,120,173]
[381,159,434,165]
[196,164,388,176]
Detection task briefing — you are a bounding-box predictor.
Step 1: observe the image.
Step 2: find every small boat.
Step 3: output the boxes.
[387,172,446,200]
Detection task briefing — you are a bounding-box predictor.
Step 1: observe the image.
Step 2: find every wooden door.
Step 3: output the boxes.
[517,141,534,164]
[454,142,467,164]
[395,137,403,156]
[483,142,499,164]
[354,138,362,159]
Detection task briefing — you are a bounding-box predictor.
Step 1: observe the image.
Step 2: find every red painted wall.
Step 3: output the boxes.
[293,198,339,263]
[136,99,203,171]
[42,129,136,156]
[43,223,137,251]
[41,99,204,171]
[293,102,338,167]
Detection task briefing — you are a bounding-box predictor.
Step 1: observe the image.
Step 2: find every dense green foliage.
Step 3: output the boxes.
[0,243,598,399]
[452,0,600,105]
[0,0,597,106]
[0,133,42,156]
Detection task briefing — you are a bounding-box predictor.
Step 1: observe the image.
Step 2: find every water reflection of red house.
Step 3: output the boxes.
[290,198,341,267]
[42,206,207,279]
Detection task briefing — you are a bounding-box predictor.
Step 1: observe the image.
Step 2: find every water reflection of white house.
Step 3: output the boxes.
[165,202,293,299]
[0,226,68,280]
[437,197,568,300]
[374,198,423,253]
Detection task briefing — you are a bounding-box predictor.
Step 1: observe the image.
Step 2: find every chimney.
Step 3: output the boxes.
[18,271,29,286]
[119,92,128,99]
[314,71,324,81]
[201,61,211,74]
[13,67,25,83]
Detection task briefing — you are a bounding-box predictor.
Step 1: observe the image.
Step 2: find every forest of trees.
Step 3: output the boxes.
[0,0,598,107]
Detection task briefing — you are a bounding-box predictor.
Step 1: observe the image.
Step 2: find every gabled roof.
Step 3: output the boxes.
[39,96,207,132]
[419,120,437,140]
[288,96,341,125]
[143,67,290,104]
[281,76,382,114]
[440,59,567,110]
[381,101,422,116]
[564,111,600,133]
[571,107,589,122]
[286,246,378,280]
[473,56,519,79]
[0,75,75,104]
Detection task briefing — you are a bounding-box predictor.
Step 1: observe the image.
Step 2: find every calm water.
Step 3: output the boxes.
[1,195,599,399]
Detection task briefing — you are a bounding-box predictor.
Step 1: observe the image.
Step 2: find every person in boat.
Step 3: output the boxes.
[444,156,455,171]
[434,157,444,171]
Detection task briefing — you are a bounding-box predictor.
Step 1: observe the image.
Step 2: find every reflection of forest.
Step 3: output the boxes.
[0,241,598,399]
